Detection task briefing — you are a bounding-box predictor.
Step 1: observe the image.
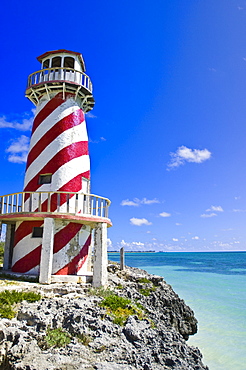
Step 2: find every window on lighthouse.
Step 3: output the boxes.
[43,59,49,69]
[39,174,52,185]
[64,57,75,69]
[51,56,61,68]
[32,227,43,238]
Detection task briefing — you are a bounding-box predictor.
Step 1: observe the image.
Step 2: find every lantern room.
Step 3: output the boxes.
[25,49,95,112]
[38,49,86,73]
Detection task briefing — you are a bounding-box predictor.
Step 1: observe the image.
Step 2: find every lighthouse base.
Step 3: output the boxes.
[1,216,110,287]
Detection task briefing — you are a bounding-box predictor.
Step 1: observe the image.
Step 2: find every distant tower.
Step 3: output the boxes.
[0,50,111,285]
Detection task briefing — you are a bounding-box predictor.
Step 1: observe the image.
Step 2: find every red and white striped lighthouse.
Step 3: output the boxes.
[0,50,111,285]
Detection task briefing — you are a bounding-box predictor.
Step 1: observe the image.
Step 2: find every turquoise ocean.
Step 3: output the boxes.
[108,252,246,370]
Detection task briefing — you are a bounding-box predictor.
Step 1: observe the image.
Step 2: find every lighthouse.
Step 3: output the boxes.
[0,50,112,286]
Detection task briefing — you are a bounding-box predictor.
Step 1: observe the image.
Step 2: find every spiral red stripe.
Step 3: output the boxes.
[24,142,88,192]
[31,93,66,134]
[53,223,82,254]
[26,109,84,170]
[55,234,91,275]
[13,221,43,247]
[12,244,42,273]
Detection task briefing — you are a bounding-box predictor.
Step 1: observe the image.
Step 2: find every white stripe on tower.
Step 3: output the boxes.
[12,92,91,274]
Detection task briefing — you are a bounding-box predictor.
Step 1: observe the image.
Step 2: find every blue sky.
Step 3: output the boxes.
[1,0,246,251]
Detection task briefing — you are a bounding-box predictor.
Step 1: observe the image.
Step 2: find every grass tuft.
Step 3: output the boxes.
[44,327,71,348]
[0,290,41,319]
[137,277,151,284]
[99,294,145,326]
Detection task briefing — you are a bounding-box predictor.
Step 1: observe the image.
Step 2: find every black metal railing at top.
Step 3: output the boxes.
[27,67,93,92]
[0,191,110,219]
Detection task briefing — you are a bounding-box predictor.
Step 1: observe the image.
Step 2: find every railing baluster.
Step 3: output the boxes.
[57,193,60,212]
[91,196,94,216]
[29,193,32,212]
[75,193,78,214]
[66,193,70,213]
[21,193,24,212]
[6,196,9,213]
[47,193,51,212]
[38,192,42,211]
[15,194,18,213]
[96,198,99,216]
[100,199,104,217]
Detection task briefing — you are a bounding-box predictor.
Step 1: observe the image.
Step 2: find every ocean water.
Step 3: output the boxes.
[108,252,246,370]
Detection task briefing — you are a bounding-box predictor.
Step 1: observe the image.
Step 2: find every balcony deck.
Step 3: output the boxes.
[0,191,112,227]
[25,67,95,111]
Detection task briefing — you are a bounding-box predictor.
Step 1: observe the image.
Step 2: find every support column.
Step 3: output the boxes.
[93,222,108,287]
[39,218,54,284]
[3,224,12,270]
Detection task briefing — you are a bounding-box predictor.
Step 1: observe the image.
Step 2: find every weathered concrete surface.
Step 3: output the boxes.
[0,263,209,370]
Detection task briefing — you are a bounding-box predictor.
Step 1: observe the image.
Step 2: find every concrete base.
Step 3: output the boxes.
[51,273,92,284]
[0,270,38,280]
[0,270,93,284]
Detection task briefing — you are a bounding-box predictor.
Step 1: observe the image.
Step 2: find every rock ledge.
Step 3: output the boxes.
[0,263,208,369]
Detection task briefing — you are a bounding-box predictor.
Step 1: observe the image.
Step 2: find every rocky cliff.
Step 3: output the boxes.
[0,263,208,369]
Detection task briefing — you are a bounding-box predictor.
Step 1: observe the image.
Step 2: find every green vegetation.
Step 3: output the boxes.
[139,288,151,296]
[139,286,156,296]
[0,242,4,264]
[76,332,91,346]
[99,294,145,326]
[44,327,71,348]
[0,290,41,319]
[94,345,107,353]
[88,287,115,298]
[137,277,151,284]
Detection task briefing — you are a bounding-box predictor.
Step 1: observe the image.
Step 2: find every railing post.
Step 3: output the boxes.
[29,193,32,212]
[21,193,25,212]
[93,222,108,287]
[120,247,125,270]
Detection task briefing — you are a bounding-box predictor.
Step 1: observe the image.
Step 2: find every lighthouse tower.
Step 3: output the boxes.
[0,50,111,286]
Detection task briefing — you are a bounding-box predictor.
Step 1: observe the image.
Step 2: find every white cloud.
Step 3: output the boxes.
[121,199,139,206]
[0,114,34,131]
[200,213,217,218]
[121,197,159,206]
[192,236,199,240]
[172,238,178,242]
[130,218,152,226]
[107,238,113,249]
[233,209,246,212]
[141,198,159,205]
[167,146,211,169]
[206,205,224,212]
[175,223,182,226]
[5,135,30,163]
[159,212,171,217]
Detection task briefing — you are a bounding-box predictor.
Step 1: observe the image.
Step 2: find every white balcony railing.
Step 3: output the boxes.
[0,191,110,219]
[27,68,93,93]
